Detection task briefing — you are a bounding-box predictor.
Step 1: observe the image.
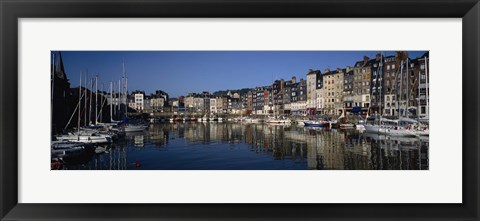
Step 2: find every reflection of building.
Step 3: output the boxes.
[322,131,345,169]
[134,135,144,147]
[140,123,427,170]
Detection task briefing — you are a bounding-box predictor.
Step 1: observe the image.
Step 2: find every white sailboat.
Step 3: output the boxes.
[364,56,420,137]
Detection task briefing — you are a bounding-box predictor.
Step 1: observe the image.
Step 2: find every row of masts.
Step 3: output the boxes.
[370,53,429,120]
[109,62,128,123]
[63,62,129,131]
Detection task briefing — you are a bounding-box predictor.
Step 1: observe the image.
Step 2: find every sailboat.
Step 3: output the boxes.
[120,62,149,133]
[363,55,418,137]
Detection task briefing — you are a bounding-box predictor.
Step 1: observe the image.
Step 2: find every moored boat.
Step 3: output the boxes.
[304,120,326,127]
[265,116,291,124]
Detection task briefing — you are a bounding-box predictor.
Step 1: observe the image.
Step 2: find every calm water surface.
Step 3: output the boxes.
[65,122,429,170]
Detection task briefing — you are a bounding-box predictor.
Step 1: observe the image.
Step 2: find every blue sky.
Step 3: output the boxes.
[56,51,427,98]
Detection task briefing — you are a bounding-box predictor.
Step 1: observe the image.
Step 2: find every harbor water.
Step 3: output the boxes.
[63,122,429,170]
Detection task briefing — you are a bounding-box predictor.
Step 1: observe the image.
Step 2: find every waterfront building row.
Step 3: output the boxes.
[123,51,429,118]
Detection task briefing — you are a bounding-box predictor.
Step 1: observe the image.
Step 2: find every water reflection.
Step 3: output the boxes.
[64,122,429,170]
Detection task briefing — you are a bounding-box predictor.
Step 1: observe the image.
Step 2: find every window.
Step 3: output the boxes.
[387,65,390,70]
[392,64,395,69]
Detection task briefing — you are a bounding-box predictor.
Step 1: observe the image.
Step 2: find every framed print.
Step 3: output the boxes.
[1,0,479,220]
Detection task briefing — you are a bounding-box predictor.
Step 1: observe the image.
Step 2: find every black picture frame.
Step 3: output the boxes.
[1,0,479,220]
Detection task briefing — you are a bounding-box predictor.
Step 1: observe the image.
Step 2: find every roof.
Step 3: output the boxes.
[354,61,364,67]
[365,58,377,66]
[306,69,321,75]
[420,51,429,58]
[322,69,340,76]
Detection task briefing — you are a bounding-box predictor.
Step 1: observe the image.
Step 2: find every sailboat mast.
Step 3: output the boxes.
[405,58,409,117]
[405,57,410,117]
[418,61,421,119]
[118,79,121,114]
[100,83,103,123]
[374,55,380,116]
[121,76,124,118]
[379,53,383,117]
[425,56,429,119]
[398,60,403,118]
[84,73,88,127]
[89,78,93,125]
[122,61,125,118]
[95,75,98,125]
[110,81,113,122]
[123,61,128,118]
[78,72,82,135]
[125,77,128,118]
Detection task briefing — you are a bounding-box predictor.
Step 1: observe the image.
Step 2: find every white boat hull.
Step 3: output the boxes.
[364,124,416,137]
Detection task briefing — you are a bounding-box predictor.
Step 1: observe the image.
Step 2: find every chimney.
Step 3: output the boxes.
[396,51,409,61]
[292,76,296,84]
[376,53,381,60]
